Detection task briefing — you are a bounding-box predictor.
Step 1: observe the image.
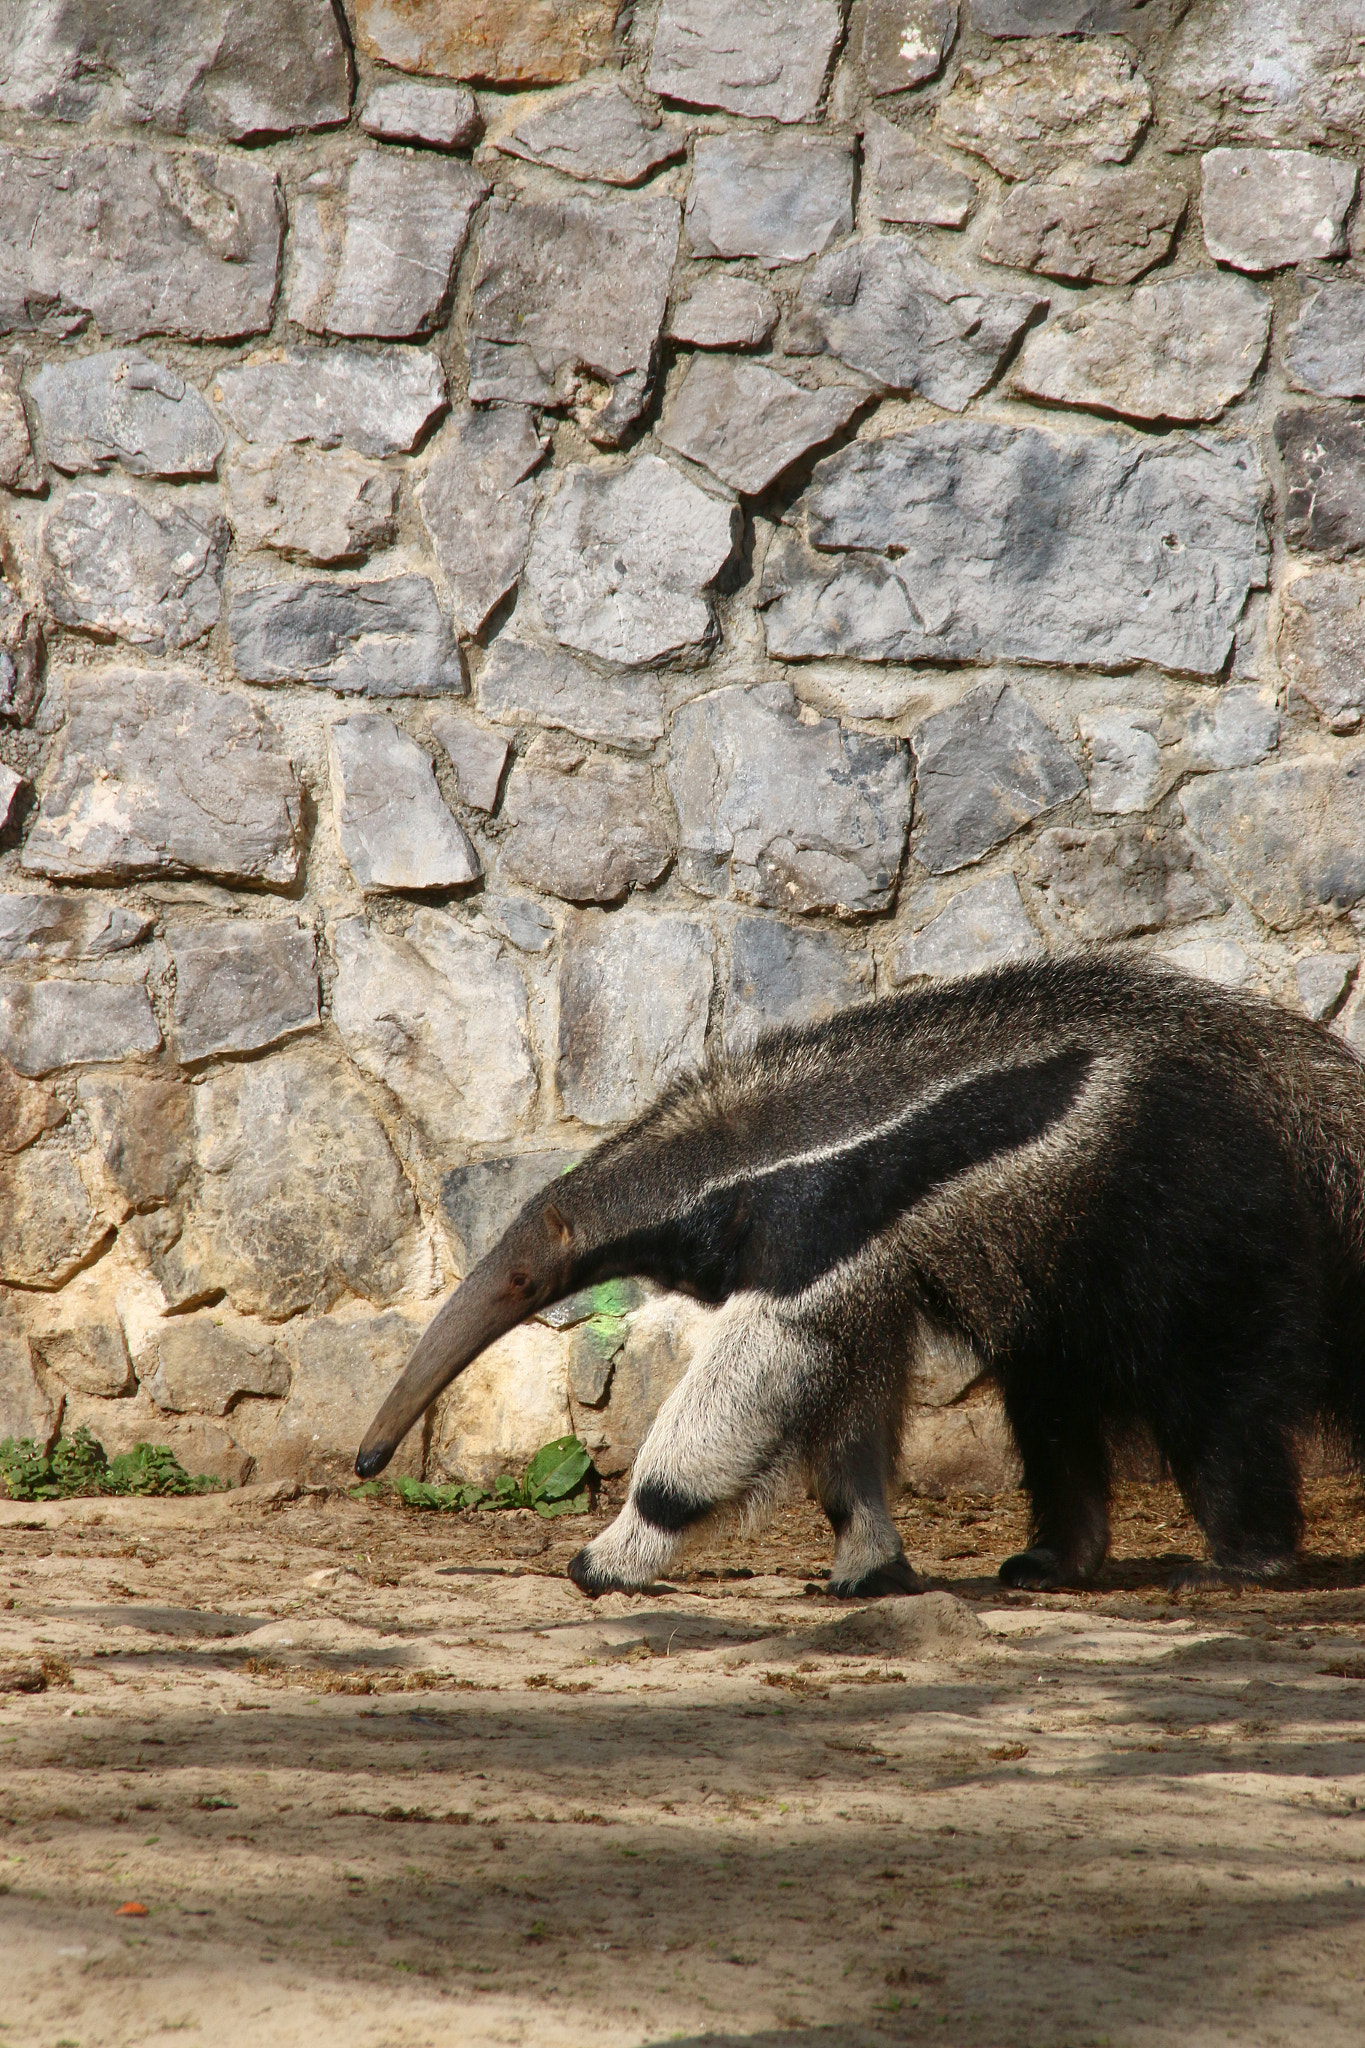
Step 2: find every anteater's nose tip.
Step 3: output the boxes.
[355,1443,388,1480]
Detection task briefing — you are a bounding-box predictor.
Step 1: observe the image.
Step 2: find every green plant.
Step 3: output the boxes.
[352,1433,594,1518]
[0,1426,227,1502]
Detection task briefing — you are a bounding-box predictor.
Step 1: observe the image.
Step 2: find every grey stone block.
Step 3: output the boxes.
[481,895,555,955]
[417,406,547,637]
[863,118,976,230]
[498,733,673,904]
[1179,752,1365,930]
[0,1138,112,1289]
[648,0,843,122]
[468,189,678,445]
[912,682,1083,875]
[0,357,40,491]
[1026,824,1229,942]
[761,422,1269,677]
[0,1316,56,1442]
[477,639,663,755]
[0,976,160,1075]
[0,0,351,138]
[430,715,510,810]
[0,143,282,341]
[1009,274,1270,424]
[1166,0,1365,150]
[168,919,319,1064]
[163,1048,420,1320]
[1285,283,1365,401]
[264,1310,425,1483]
[658,357,865,497]
[212,344,447,458]
[686,133,854,268]
[667,682,910,914]
[557,910,714,1126]
[1276,572,1365,731]
[1276,411,1365,559]
[0,762,21,832]
[787,242,1043,411]
[148,1317,288,1417]
[1201,148,1356,272]
[440,1149,584,1273]
[76,1072,193,1210]
[891,875,1043,984]
[1297,951,1357,1022]
[361,81,481,150]
[665,275,779,351]
[1079,709,1164,815]
[724,915,871,1050]
[353,0,621,85]
[0,1059,63,1156]
[496,81,684,184]
[526,456,740,666]
[32,1319,133,1399]
[229,576,463,695]
[332,912,535,1150]
[288,152,487,340]
[981,162,1186,285]
[936,41,1150,179]
[327,716,480,893]
[43,486,227,651]
[1183,687,1280,775]
[29,349,225,477]
[22,670,303,887]
[858,0,958,95]
[225,448,397,567]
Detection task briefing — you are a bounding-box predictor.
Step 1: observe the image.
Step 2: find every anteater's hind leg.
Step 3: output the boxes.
[814,1434,922,1598]
[998,1355,1112,1591]
[1164,1405,1303,1589]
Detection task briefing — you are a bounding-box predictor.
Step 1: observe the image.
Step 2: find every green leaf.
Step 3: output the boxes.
[492,1473,524,1507]
[534,1488,591,1519]
[524,1435,592,1505]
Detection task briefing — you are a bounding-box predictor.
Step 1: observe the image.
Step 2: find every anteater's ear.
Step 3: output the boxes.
[543,1203,573,1247]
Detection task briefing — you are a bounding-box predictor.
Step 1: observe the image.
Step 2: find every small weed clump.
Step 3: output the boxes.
[0,1425,227,1502]
[352,1433,595,1518]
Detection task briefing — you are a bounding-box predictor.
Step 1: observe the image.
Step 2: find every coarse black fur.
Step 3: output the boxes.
[356,954,1365,1597]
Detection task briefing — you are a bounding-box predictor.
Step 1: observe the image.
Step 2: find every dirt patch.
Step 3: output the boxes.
[2,1478,1365,2045]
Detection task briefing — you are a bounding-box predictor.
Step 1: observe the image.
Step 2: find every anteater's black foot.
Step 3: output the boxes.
[999,1546,1087,1591]
[830,1554,924,1599]
[1167,1556,1294,1594]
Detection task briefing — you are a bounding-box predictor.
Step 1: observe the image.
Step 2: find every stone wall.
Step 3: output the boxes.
[1,0,1363,1496]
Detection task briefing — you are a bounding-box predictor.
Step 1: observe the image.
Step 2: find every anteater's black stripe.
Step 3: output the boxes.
[635,1478,713,1533]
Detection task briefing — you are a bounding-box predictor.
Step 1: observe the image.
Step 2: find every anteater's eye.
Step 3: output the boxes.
[509,1270,529,1291]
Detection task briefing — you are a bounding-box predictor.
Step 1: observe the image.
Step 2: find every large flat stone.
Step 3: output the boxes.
[665,275,778,351]
[498,734,673,904]
[0,144,282,341]
[1009,274,1270,424]
[417,407,547,637]
[787,242,1043,411]
[168,919,318,1064]
[1078,708,1163,814]
[148,1316,288,1416]
[430,715,510,809]
[760,423,1268,676]
[76,1072,193,1210]
[496,81,683,184]
[289,152,487,340]
[858,0,958,95]
[23,670,303,887]
[1276,571,1365,731]
[525,456,739,666]
[1276,410,1365,560]
[667,682,910,914]
[43,486,227,651]
[31,1314,133,1399]
[1201,148,1356,272]
[229,576,463,695]
[361,81,481,150]
[0,0,351,138]
[557,910,714,1126]
[477,639,663,755]
[1166,0,1365,151]
[467,188,678,445]
[1285,283,1365,401]
[658,357,865,498]
[262,1311,424,1484]
[333,912,535,1149]
[1179,753,1365,930]
[0,1055,63,1155]
[328,716,479,893]
[0,977,161,1076]
[935,41,1151,179]
[225,448,397,566]
[912,682,1082,874]
[354,0,622,85]
[724,916,871,1050]
[891,874,1043,983]
[0,1316,56,1444]
[163,1048,420,1320]
[0,357,39,491]
[648,0,842,121]
[863,118,976,230]
[0,1137,112,1288]
[212,345,447,458]
[439,1149,583,1273]
[980,161,1186,284]
[1026,823,1229,942]
[29,350,224,478]
[685,133,854,268]
[430,1321,572,1487]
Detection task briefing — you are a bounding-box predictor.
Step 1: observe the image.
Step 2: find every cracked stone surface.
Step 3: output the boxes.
[658,357,865,497]
[980,161,1186,284]
[1179,752,1365,930]
[430,715,510,811]
[863,118,977,230]
[1275,410,1365,560]
[686,133,854,268]
[0,976,161,1076]
[360,82,481,150]
[211,345,447,458]
[1276,571,1365,731]
[76,1072,192,1211]
[0,357,39,491]
[724,915,871,1050]
[353,0,623,86]
[43,486,228,651]
[1284,282,1365,400]
[557,910,714,1125]
[912,682,1084,875]
[891,874,1043,984]
[498,734,673,904]
[857,1,959,95]
[477,639,663,755]
[495,81,683,184]
[936,41,1151,180]
[1201,148,1356,272]
[229,576,463,695]
[225,448,398,566]
[0,1137,112,1289]
[417,406,547,637]
[1166,0,1365,151]
[147,1317,288,1418]
[0,896,150,966]
[288,152,487,340]
[665,274,779,351]
[28,350,224,477]
[167,918,319,1064]
[1026,823,1230,943]
[648,0,843,122]
[327,715,480,893]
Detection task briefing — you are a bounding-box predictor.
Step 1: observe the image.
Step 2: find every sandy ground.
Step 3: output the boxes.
[2,1476,1365,2048]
